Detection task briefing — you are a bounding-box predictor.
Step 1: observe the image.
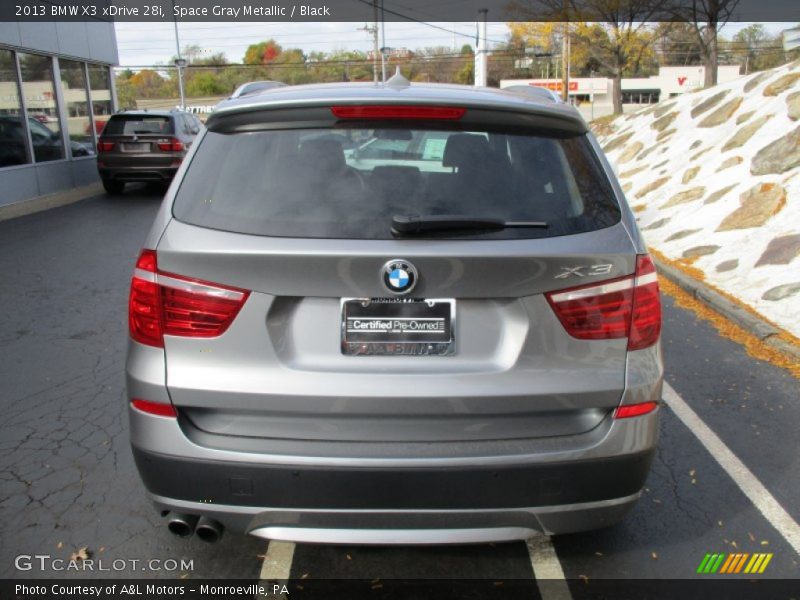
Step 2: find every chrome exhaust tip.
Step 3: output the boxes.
[166,513,198,538]
[195,516,224,544]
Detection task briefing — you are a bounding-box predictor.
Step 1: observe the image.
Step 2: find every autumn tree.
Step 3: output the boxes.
[243,40,283,65]
[673,0,740,87]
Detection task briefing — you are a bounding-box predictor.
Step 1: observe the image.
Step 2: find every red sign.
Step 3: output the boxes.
[678,76,688,86]
[531,81,579,92]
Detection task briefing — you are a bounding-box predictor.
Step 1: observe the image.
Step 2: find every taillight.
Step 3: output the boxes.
[131,398,177,418]
[128,249,249,348]
[331,105,466,120]
[157,138,184,151]
[97,140,114,152]
[614,401,658,419]
[545,254,661,350]
[627,255,662,351]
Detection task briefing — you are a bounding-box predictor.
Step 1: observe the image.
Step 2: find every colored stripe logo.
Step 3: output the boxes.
[696,553,773,574]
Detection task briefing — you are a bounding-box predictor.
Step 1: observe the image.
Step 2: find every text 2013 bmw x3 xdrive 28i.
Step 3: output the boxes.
[126,78,663,545]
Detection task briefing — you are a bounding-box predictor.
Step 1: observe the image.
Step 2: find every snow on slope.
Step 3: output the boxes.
[593,61,800,338]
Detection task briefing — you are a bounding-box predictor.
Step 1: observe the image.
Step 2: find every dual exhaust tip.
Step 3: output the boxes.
[166,513,224,543]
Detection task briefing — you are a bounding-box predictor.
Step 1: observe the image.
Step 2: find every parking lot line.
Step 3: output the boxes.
[662,382,800,556]
[526,536,572,600]
[259,540,296,580]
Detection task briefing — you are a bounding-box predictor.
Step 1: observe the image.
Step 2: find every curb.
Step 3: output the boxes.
[654,258,800,362]
[0,182,104,223]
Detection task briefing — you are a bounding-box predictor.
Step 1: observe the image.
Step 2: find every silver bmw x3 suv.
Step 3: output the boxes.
[126,78,663,545]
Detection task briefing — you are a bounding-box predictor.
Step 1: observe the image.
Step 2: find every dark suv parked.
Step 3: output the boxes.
[97,110,202,194]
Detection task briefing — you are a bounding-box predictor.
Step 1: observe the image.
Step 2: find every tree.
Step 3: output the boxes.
[675,0,740,87]
[729,24,783,73]
[243,40,283,65]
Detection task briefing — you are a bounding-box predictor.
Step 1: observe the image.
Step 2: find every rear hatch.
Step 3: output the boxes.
[153,103,640,445]
[99,114,181,168]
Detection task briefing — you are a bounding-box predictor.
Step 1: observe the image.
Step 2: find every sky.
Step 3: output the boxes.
[114,21,792,67]
[114,21,511,66]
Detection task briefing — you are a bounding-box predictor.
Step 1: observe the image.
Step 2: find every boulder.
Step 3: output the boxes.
[622,181,633,193]
[618,141,644,163]
[682,245,720,258]
[743,71,771,93]
[653,101,676,119]
[691,147,713,161]
[602,131,634,153]
[699,97,743,127]
[620,165,648,179]
[751,126,800,175]
[716,183,787,231]
[652,112,679,132]
[763,73,800,97]
[715,259,739,272]
[657,128,676,142]
[665,229,702,242]
[682,166,701,184]
[762,283,800,302]
[703,184,738,205]
[643,217,670,230]
[690,140,703,150]
[690,90,729,118]
[736,110,755,125]
[721,116,771,152]
[634,176,670,199]
[661,187,706,208]
[788,92,800,121]
[716,156,744,172]
[755,234,800,266]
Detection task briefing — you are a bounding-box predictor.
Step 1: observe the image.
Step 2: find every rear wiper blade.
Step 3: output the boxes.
[392,214,548,235]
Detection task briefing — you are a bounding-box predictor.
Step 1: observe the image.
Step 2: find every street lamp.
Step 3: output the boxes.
[174,58,186,110]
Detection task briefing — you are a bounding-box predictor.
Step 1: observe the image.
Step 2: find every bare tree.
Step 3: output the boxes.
[676,0,740,87]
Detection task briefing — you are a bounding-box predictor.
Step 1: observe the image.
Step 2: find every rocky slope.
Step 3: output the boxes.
[594,61,800,338]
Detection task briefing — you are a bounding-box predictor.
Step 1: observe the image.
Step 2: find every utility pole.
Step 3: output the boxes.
[561,21,569,102]
[474,8,488,87]
[380,0,387,82]
[372,0,380,83]
[171,0,185,109]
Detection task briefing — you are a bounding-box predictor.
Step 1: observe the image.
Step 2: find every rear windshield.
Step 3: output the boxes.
[104,115,174,135]
[173,126,621,240]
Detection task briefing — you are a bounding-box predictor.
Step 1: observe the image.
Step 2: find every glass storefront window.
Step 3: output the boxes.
[18,52,65,163]
[59,59,95,157]
[0,48,29,167]
[88,64,112,136]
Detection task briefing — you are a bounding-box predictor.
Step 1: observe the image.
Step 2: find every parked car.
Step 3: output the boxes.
[229,80,286,99]
[0,115,91,166]
[127,79,663,544]
[96,110,203,195]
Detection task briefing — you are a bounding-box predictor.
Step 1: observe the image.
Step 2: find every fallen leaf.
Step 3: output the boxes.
[595,552,604,557]
[718,521,723,527]
[56,542,63,550]
[70,547,90,562]
[98,547,105,553]
[346,554,352,560]
[301,573,309,579]
[652,499,662,504]
[493,581,503,586]
[761,541,769,546]
[651,552,658,560]
[748,533,756,542]
[731,541,738,549]
[689,469,696,477]
[579,575,589,583]
[180,573,188,579]
[371,584,383,590]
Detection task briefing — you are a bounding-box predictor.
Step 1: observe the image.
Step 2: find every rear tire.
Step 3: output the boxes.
[102,179,125,195]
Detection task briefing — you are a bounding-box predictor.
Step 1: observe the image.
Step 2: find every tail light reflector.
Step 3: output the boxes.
[331,105,466,120]
[131,398,177,418]
[157,138,184,151]
[128,249,249,348]
[97,140,114,152]
[545,254,661,350]
[614,401,658,419]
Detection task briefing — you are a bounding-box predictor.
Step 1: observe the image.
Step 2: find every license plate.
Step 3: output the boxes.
[341,298,455,356]
[121,142,149,152]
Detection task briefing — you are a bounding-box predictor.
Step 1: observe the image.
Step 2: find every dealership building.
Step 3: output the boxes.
[0,22,118,207]
[501,65,742,120]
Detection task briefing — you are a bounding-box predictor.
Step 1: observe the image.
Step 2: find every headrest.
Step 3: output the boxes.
[300,138,346,173]
[442,134,490,168]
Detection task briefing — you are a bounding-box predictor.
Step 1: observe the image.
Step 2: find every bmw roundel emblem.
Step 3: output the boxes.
[381,260,418,294]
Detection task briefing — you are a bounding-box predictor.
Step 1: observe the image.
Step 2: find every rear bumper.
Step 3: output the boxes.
[99,166,178,182]
[130,407,658,540]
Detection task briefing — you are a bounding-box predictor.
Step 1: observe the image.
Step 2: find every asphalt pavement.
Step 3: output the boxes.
[0,188,797,595]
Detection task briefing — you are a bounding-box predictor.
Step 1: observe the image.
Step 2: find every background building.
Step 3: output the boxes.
[0,22,118,206]
[501,65,742,121]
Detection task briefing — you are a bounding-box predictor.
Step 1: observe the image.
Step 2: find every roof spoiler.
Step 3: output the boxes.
[502,85,564,103]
